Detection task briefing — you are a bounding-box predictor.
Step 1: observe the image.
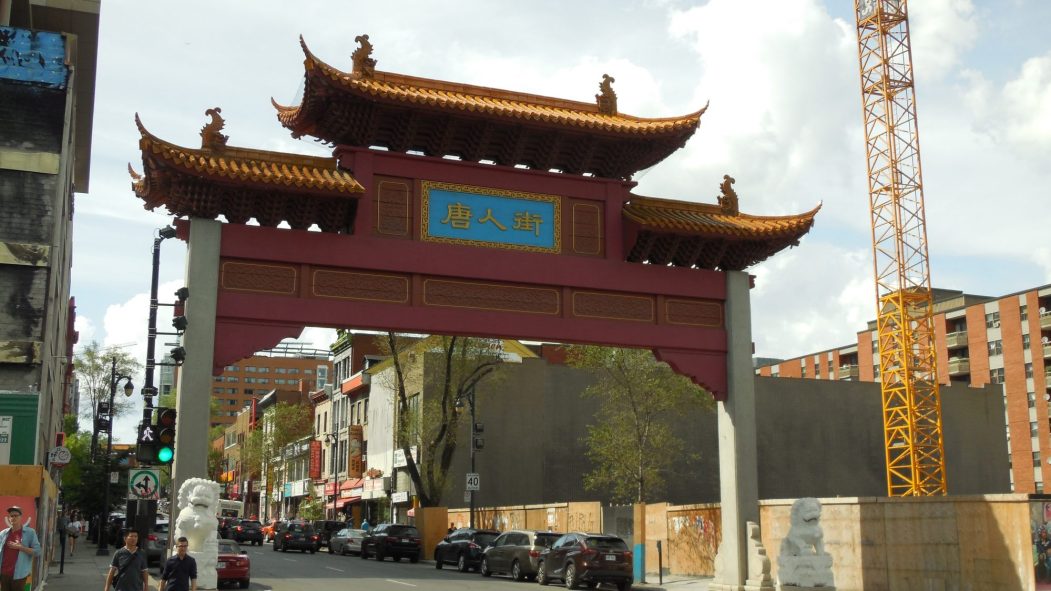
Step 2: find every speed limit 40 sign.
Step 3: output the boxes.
[465,472,480,491]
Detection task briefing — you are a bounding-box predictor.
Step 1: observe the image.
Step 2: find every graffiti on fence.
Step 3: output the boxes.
[668,508,721,576]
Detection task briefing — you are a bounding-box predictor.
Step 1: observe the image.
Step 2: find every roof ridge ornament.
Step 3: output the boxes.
[596,73,617,115]
[127,163,142,181]
[352,34,376,78]
[201,107,229,151]
[718,174,739,215]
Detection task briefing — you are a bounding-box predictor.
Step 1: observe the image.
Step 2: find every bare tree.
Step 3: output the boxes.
[73,341,142,421]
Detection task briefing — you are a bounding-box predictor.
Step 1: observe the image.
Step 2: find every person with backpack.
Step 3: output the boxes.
[104,530,148,591]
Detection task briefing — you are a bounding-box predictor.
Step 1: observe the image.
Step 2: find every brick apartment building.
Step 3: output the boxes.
[210,341,332,426]
[756,284,1051,493]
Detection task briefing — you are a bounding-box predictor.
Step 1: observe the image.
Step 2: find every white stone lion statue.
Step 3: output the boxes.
[174,478,220,589]
[777,497,834,588]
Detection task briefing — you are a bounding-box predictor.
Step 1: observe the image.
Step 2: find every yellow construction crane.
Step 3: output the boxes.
[853,0,947,496]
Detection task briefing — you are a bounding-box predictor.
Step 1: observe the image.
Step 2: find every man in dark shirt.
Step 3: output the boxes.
[104,530,149,591]
[158,536,197,591]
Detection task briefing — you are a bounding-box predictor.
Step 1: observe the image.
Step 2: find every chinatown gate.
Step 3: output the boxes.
[132,37,817,589]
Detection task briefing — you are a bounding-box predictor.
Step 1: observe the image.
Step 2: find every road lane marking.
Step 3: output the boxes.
[385,579,417,587]
[325,566,345,572]
[282,557,297,562]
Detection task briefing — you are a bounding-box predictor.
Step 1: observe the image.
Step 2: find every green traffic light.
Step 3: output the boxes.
[158,446,174,463]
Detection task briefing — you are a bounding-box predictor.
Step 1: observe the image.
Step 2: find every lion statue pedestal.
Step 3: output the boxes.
[173,478,221,589]
[777,498,834,590]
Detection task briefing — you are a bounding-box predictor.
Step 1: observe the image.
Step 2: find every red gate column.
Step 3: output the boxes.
[172,218,221,497]
[711,271,762,591]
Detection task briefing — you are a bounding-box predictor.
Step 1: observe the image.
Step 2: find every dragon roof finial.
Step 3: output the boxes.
[596,73,617,115]
[352,34,377,78]
[200,107,229,151]
[718,174,739,215]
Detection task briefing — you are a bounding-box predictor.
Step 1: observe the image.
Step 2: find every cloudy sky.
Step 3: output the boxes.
[70,0,1050,441]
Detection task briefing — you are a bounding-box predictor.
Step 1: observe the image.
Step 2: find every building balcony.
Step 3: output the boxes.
[1041,310,1051,330]
[945,331,968,349]
[947,358,970,376]
[1045,342,1051,359]
[838,364,860,380]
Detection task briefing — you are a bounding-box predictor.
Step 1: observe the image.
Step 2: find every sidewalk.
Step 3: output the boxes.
[41,544,160,591]
[634,573,712,590]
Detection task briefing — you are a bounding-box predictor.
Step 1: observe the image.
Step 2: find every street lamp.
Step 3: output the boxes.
[455,386,483,529]
[97,358,134,556]
[325,432,339,520]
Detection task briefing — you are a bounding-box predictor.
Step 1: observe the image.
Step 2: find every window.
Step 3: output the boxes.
[874,365,881,379]
[245,366,256,373]
[257,367,269,374]
[214,376,223,382]
[364,400,369,423]
[227,399,238,406]
[1029,392,1037,408]
[289,368,300,374]
[275,368,288,374]
[225,376,238,383]
[1031,421,1039,437]
[1024,334,1031,350]
[1021,305,1028,321]
[225,365,239,371]
[1039,482,1045,494]
[1034,451,1042,467]
[305,369,314,375]
[244,389,254,395]
[990,368,1005,384]
[801,364,807,378]
[226,388,237,394]
[828,359,834,374]
[986,312,1000,329]
[987,340,1003,356]
[257,378,269,385]
[213,388,222,394]
[1027,363,1034,379]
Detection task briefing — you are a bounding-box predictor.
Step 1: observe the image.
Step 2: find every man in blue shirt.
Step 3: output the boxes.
[158,536,197,591]
[0,506,41,591]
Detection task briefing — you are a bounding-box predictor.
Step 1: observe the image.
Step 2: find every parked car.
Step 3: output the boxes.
[107,514,127,546]
[311,520,347,549]
[216,539,251,589]
[329,528,365,555]
[261,519,282,542]
[231,519,264,546]
[480,529,562,581]
[434,527,500,572]
[360,523,422,562]
[535,532,633,591]
[273,521,319,553]
[217,516,239,539]
[144,519,170,565]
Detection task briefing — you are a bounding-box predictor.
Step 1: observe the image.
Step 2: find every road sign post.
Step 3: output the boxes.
[128,468,161,500]
[465,472,480,491]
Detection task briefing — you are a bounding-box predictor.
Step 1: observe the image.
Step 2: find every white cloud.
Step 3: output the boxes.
[909,0,978,80]
[73,315,95,345]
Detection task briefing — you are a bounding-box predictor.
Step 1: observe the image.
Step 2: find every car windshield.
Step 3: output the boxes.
[153,523,169,534]
[241,521,261,528]
[388,526,418,537]
[534,533,561,547]
[586,537,628,551]
[218,541,240,554]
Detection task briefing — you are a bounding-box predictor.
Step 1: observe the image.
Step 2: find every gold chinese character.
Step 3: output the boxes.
[477,208,507,231]
[441,203,472,229]
[513,212,543,237]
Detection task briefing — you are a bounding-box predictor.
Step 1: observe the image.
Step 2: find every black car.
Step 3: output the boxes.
[536,532,633,591]
[311,520,347,549]
[272,521,320,553]
[231,519,264,546]
[360,524,422,562]
[434,528,500,572]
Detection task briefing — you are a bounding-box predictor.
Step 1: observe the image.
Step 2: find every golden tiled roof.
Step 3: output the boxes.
[624,195,820,239]
[274,37,706,137]
[133,113,364,197]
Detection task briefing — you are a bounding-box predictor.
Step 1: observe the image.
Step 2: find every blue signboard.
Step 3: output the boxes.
[0,28,69,88]
[421,181,561,253]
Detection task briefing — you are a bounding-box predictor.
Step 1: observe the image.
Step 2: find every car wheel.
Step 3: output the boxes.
[457,553,469,573]
[360,546,368,559]
[410,552,419,564]
[537,561,549,586]
[310,548,316,554]
[341,544,348,556]
[617,581,631,591]
[393,554,401,562]
[481,557,492,577]
[376,548,385,561]
[281,545,287,553]
[511,559,523,582]
[239,578,250,589]
[585,582,598,589]
[564,562,578,589]
[435,550,443,569]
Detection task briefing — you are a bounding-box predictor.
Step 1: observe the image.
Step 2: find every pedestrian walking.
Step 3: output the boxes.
[104,530,148,591]
[0,506,41,591]
[67,512,82,556]
[54,510,68,557]
[360,519,370,531]
[158,536,197,591]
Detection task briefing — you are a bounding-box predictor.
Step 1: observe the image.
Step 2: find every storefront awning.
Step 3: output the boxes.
[326,497,360,510]
[340,478,364,491]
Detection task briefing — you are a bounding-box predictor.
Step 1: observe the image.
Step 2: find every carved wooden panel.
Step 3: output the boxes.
[571,291,655,322]
[221,261,297,295]
[423,279,560,315]
[375,177,412,237]
[570,201,603,256]
[665,298,724,328]
[312,269,410,303]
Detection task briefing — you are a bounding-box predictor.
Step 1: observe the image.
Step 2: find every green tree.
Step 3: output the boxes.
[244,403,313,496]
[59,417,108,515]
[297,494,323,521]
[383,333,504,507]
[566,345,714,503]
[73,341,142,421]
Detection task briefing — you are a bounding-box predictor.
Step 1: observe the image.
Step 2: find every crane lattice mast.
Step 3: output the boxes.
[854,0,947,496]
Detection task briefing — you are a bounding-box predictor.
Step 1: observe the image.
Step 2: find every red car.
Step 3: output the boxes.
[216,539,250,589]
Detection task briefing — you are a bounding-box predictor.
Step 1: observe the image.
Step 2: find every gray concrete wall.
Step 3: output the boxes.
[434,359,1010,508]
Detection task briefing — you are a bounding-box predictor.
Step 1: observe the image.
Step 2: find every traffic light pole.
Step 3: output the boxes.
[467,386,476,529]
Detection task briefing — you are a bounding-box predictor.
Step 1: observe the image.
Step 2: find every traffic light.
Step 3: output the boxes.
[136,420,157,465]
[172,287,189,333]
[170,346,186,365]
[155,407,177,464]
